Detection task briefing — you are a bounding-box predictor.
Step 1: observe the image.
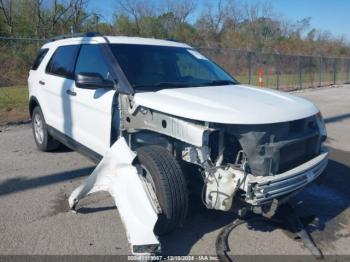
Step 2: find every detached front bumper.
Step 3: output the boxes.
[245,147,328,205]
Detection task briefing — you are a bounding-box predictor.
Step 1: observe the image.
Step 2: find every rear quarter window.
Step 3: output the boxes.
[32,48,49,70]
[46,45,79,78]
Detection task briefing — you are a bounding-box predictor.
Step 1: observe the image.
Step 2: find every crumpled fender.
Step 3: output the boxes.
[68,137,160,254]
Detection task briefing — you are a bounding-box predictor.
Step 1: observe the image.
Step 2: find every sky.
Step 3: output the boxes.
[88,0,350,41]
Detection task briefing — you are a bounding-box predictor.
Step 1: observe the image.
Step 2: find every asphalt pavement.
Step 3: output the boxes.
[0,85,349,259]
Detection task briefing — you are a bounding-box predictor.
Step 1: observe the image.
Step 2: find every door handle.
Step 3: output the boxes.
[66,89,77,96]
[39,80,45,86]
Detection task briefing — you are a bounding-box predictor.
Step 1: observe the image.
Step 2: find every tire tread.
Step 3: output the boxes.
[137,145,188,235]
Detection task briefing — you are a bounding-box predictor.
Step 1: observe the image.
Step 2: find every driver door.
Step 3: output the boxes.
[69,44,117,156]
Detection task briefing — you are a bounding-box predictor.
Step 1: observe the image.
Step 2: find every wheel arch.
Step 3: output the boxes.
[128,130,174,152]
[135,145,189,235]
[29,96,41,118]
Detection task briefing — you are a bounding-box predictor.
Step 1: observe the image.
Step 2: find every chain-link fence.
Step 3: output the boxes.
[1,37,350,90]
[199,48,350,91]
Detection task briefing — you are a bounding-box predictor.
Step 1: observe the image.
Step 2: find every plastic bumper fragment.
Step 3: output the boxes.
[68,137,160,255]
[247,147,328,205]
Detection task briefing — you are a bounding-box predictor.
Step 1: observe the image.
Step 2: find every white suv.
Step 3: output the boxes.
[28,33,328,234]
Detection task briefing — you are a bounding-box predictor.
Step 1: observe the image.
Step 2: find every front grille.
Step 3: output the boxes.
[247,148,328,205]
[278,134,319,173]
[219,115,322,177]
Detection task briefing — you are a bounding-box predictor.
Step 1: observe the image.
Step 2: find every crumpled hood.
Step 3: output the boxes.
[133,85,319,124]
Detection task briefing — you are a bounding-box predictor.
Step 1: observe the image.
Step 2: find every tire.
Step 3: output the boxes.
[136,145,189,235]
[32,106,60,152]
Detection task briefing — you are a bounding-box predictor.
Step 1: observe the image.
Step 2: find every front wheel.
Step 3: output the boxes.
[136,145,189,235]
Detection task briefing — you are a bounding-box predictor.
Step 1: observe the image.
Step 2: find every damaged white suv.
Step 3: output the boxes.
[28,33,328,236]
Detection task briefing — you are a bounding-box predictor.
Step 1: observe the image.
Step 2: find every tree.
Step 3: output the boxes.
[0,0,349,57]
[0,0,14,33]
[69,0,90,33]
[162,0,196,24]
[116,0,156,35]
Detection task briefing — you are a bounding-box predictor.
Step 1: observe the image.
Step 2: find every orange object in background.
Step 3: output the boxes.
[258,66,264,87]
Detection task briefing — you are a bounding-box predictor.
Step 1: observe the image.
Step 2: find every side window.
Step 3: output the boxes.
[46,45,79,78]
[75,45,111,80]
[32,48,49,70]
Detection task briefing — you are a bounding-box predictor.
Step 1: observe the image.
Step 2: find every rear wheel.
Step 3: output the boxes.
[32,106,60,151]
[136,145,189,235]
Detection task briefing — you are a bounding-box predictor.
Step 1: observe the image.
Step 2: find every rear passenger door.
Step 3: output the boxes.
[42,45,79,134]
[69,44,117,156]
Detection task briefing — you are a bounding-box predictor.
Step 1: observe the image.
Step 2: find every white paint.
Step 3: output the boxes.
[41,36,191,50]
[29,39,117,156]
[68,138,160,254]
[67,86,115,156]
[134,85,319,124]
[187,49,208,60]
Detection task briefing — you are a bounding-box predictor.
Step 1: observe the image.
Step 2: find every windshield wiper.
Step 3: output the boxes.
[133,82,198,90]
[132,80,236,91]
[200,80,237,86]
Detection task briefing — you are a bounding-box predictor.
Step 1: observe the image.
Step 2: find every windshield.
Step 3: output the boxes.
[109,44,238,91]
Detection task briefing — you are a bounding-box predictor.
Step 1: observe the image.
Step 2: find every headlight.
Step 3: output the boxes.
[316,112,327,141]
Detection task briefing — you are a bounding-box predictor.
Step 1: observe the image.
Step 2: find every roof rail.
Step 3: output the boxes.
[47,32,106,42]
[165,38,181,43]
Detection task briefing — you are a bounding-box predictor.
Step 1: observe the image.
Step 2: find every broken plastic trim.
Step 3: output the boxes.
[222,114,323,177]
[68,137,160,255]
[246,147,328,205]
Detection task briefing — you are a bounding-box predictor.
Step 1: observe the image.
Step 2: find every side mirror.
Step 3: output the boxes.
[75,72,116,89]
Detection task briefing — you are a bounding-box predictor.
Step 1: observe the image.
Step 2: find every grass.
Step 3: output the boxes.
[235,72,349,91]
[0,86,29,125]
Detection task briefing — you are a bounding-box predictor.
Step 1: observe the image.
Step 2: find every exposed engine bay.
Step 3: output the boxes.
[120,95,328,214]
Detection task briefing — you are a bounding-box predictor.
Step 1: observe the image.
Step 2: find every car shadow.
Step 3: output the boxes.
[52,144,73,153]
[324,113,350,124]
[76,206,116,214]
[0,166,94,196]
[291,147,350,247]
[1,146,347,255]
[159,146,350,255]
[159,194,238,255]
